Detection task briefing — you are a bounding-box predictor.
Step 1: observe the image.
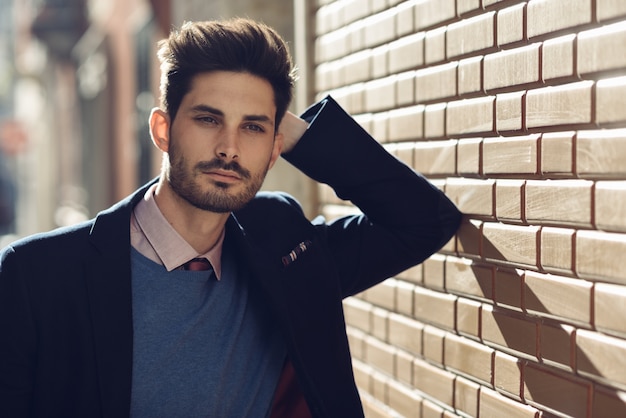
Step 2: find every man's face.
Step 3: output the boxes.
[164,71,283,213]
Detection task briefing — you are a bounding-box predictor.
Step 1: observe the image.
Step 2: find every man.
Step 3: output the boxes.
[0,18,461,417]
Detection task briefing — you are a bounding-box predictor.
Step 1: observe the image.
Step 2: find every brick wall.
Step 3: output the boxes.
[308,0,626,416]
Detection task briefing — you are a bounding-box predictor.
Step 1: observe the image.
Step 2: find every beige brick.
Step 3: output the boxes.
[457,218,482,259]
[458,0,481,15]
[525,179,593,226]
[352,359,373,394]
[370,111,388,143]
[413,139,457,176]
[413,286,456,330]
[540,322,574,370]
[540,227,575,273]
[365,77,396,112]
[388,313,423,355]
[595,283,626,337]
[596,181,626,233]
[388,105,424,141]
[422,399,445,417]
[446,256,494,300]
[454,376,480,417]
[484,44,541,91]
[495,179,524,222]
[423,325,446,364]
[446,96,495,136]
[457,137,482,175]
[423,103,446,139]
[347,21,366,53]
[387,379,421,416]
[542,34,576,81]
[444,332,494,384]
[524,271,592,324]
[371,307,389,342]
[483,135,539,175]
[482,222,540,267]
[482,304,538,358]
[364,278,396,310]
[370,369,389,403]
[578,22,626,76]
[424,27,446,65]
[597,0,626,21]
[343,50,372,85]
[316,29,349,62]
[446,178,495,217]
[577,129,626,177]
[371,45,389,79]
[480,387,540,418]
[395,0,415,36]
[523,363,591,416]
[347,327,366,360]
[497,3,526,46]
[396,263,423,285]
[496,91,524,132]
[396,71,416,107]
[597,76,626,125]
[527,0,592,38]
[342,0,370,24]
[415,62,458,103]
[414,0,456,31]
[363,8,397,48]
[540,131,574,175]
[494,267,523,310]
[457,297,482,338]
[458,56,483,96]
[576,230,626,284]
[394,349,413,385]
[494,351,523,399]
[389,33,424,73]
[592,386,626,418]
[395,280,414,316]
[343,297,372,332]
[423,253,446,290]
[390,141,414,167]
[365,336,396,376]
[447,12,497,59]
[526,81,594,129]
[413,359,455,406]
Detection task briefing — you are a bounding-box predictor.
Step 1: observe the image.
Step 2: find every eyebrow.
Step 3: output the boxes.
[190,104,275,127]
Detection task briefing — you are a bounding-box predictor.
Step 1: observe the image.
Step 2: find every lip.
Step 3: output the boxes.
[203,169,242,183]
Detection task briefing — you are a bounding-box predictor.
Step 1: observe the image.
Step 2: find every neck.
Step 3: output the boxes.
[154,179,230,254]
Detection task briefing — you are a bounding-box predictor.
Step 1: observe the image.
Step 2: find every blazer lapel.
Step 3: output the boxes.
[84,182,153,417]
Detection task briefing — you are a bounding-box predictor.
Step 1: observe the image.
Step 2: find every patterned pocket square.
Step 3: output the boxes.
[281,240,313,267]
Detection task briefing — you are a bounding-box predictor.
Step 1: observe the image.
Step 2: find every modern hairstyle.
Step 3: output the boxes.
[156,18,297,127]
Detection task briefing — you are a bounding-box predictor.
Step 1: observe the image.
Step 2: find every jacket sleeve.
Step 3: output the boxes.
[282,96,462,297]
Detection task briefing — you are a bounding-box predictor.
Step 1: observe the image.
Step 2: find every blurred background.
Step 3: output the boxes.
[0,0,311,244]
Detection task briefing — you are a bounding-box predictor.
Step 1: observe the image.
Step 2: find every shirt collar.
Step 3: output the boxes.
[133,184,224,279]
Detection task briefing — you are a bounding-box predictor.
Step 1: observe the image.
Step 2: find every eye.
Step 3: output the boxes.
[195,115,219,125]
[244,123,266,133]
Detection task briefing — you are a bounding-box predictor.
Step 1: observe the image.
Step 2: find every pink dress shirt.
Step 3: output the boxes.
[130,184,223,279]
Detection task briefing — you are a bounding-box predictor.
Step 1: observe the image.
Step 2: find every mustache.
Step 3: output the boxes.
[195,158,251,179]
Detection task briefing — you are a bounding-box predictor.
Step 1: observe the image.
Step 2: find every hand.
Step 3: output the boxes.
[278,111,309,154]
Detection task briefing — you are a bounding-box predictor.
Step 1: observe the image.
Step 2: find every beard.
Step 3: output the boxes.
[166,140,271,213]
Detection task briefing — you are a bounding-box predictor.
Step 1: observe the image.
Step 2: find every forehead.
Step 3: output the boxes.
[182,71,277,117]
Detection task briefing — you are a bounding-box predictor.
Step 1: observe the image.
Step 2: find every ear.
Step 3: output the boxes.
[268,132,284,170]
[149,108,171,152]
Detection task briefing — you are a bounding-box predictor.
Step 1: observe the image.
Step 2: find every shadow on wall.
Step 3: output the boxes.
[458,219,626,417]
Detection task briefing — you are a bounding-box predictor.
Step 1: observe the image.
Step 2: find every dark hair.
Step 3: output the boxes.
[157,18,296,126]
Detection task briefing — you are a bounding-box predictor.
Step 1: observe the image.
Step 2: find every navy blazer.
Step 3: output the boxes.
[0,97,461,417]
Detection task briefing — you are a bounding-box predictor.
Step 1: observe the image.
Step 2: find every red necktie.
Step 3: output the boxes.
[183,258,212,271]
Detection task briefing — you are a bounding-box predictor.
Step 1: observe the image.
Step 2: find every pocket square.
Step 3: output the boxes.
[282,240,313,267]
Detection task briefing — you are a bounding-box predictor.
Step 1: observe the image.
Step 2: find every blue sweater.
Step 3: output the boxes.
[129,245,286,417]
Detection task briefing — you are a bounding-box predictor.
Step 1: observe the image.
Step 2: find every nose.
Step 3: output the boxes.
[215,128,240,160]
